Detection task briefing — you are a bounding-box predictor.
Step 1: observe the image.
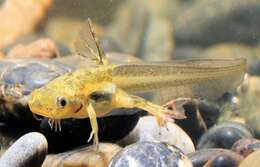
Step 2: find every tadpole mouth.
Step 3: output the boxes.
[74,103,83,113]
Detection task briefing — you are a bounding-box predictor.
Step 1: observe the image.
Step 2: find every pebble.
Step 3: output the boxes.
[232,138,260,157]
[42,143,122,167]
[0,132,48,167]
[203,153,242,167]
[108,0,174,61]
[239,150,260,167]
[188,148,243,167]
[175,0,260,46]
[118,116,195,154]
[197,122,253,149]
[109,141,192,167]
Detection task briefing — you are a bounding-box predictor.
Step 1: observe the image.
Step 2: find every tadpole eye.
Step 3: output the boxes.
[57,96,67,108]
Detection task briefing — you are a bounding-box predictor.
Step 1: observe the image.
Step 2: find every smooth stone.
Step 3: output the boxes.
[109,141,192,167]
[239,150,260,167]
[6,38,60,59]
[232,138,260,157]
[237,76,260,138]
[197,122,253,149]
[107,0,175,61]
[118,116,195,154]
[137,14,174,61]
[0,0,51,49]
[203,153,243,167]
[0,132,48,167]
[42,143,121,167]
[0,123,38,156]
[188,148,243,167]
[174,0,260,46]
[3,35,71,57]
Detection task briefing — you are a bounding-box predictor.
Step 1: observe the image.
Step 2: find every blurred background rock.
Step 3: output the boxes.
[0,0,260,166]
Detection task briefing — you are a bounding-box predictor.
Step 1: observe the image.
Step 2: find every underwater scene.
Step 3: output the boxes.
[0,0,259,167]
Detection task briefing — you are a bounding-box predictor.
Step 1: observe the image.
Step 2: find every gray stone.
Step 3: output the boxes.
[0,132,48,167]
[109,141,192,167]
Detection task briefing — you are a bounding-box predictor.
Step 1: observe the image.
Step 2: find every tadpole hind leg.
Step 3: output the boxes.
[114,89,186,127]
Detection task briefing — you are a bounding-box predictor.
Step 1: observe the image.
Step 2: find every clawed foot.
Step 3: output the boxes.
[155,107,186,127]
[164,98,192,110]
